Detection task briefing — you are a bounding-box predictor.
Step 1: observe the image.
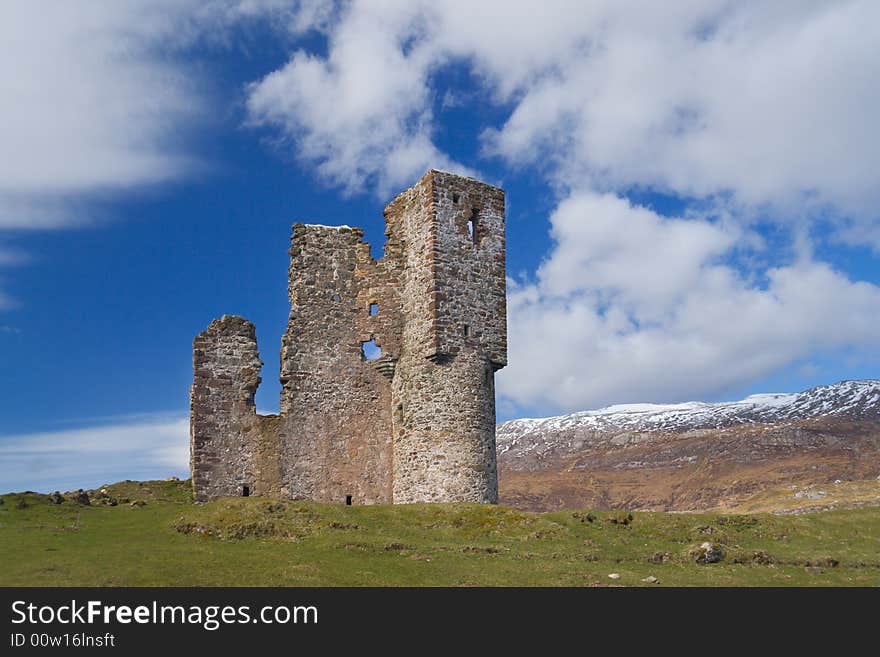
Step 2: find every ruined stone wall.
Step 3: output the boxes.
[277,224,394,504]
[190,169,506,505]
[190,316,262,502]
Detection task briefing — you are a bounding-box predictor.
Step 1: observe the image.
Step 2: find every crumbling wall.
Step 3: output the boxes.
[278,224,394,504]
[190,316,262,502]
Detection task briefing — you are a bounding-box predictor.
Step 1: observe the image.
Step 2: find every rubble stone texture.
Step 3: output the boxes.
[190,170,507,504]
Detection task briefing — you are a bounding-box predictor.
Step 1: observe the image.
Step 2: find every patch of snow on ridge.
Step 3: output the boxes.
[497,380,880,451]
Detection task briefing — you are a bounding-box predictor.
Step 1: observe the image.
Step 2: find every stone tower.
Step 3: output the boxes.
[190,170,507,504]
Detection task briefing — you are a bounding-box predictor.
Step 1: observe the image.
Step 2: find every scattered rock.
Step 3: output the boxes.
[750,550,774,565]
[71,489,90,506]
[165,476,180,481]
[606,513,634,526]
[129,500,146,507]
[327,521,360,530]
[48,492,64,505]
[794,488,827,500]
[641,575,659,584]
[805,566,824,575]
[805,557,839,568]
[383,543,409,551]
[572,512,596,523]
[608,573,621,580]
[691,542,725,564]
[648,551,672,564]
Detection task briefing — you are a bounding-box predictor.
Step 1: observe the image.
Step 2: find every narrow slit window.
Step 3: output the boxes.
[361,339,381,361]
[242,485,250,497]
[345,495,353,506]
[467,209,478,245]
[463,324,470,337]
[369,302,378,316]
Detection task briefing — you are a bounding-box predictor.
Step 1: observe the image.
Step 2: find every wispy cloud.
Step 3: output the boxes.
[0,415,189,493]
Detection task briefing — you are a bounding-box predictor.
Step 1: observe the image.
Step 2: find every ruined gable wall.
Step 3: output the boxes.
[277,224,396,504]
[190,316,264,501]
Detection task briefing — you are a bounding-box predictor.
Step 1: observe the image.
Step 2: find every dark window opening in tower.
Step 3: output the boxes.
[463,324,470,337]
[369,302,378,316]
[345,495,353,506]
[468,209,478,245]
[242,485,250,497]
[452,193,460,204]
[361,339,381,360]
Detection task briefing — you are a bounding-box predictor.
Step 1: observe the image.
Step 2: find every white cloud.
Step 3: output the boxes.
[0,1,216,229]
[483,1,880,232]
[246,0,476,195]
[0,415,189,493]
[497,192,880,413]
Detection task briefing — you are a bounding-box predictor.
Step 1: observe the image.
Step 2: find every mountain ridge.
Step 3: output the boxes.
[500,379,879,439]
[496,379,880,513]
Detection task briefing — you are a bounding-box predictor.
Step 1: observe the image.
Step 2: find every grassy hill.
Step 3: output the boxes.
[1,480,878,586]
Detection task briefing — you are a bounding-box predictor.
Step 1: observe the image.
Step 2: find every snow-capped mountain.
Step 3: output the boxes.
[498,380,880,459]
[496,380,880,513]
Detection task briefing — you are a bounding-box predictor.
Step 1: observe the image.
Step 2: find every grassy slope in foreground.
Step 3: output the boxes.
[1,480,878,587]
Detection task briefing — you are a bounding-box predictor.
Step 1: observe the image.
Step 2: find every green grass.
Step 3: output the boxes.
[2,480,879,586]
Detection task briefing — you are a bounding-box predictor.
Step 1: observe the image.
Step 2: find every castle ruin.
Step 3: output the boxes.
[189,170,507,504]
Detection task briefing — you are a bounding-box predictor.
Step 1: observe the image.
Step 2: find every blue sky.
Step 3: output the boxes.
[1,1,878,492]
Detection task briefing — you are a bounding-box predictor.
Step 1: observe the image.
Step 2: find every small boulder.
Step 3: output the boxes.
[691,542,725,564]
[608,573,621,580]
[641,576,659,584]
[48,492,64,505]
[71,489,90,506]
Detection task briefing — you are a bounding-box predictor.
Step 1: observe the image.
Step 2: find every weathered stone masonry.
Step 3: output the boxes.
[190,170,507,503]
